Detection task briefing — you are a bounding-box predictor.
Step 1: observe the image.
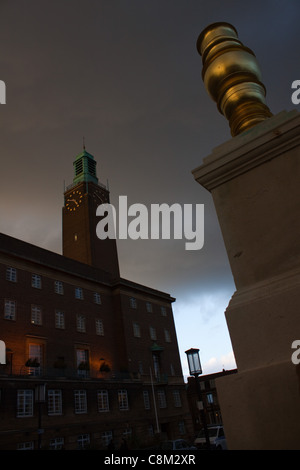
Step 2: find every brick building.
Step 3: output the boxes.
[186,369,237,434]
[0,148,192,450]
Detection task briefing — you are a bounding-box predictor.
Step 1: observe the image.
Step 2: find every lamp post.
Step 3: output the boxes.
[35,383,46,450]
[185,348,210,450]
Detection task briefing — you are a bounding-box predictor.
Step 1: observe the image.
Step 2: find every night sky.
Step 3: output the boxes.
[1,1,299,376]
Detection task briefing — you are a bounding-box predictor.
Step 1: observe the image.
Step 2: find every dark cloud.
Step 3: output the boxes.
[0,0,298,373]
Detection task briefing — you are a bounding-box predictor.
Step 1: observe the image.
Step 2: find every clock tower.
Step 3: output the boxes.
[62,148,120,278]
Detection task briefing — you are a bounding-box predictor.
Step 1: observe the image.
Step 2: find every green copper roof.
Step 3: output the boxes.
[73,148,98,185]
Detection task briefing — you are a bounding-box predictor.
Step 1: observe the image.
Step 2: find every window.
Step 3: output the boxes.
[95,318,104,336]
[48,390,62,416]
[27,344,43,376]
[161,306,167,317]
[49,438,64,450]
[77,434,90,449]
[4,299,16,320]
[17,441,34,450]
[143,390,150,410]
[149,326,157,341]
[97,390,109,412]
[93,292,101,304]
[133,322,141,338]
[76,349,89,377]
[173,390,182,407]
[146,302,152,313]
[118,390,129,410]
[55,310,65,329]
[31,305,42,325]
[17,390,33,417]
[207,393,214,404]
[157,389,167,408]
[164,329,171,342]
[75,287,83,299]
[102,431,113,448]
[54,280,64,295]
[76,314,86,333]
[31,274,42,289]
[6,266,17,282]
[129,297,137,309]
[74,390,87,414]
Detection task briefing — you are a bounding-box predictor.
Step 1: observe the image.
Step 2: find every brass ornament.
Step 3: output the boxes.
[197,22,272,136]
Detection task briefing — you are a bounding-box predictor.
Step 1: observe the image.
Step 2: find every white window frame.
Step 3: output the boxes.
[17,390,33,417]
[76,314,86,333]
[4,299,16,320]
[6,266,17,282]
[48,390,62,416]
[118,389,129,411]
[31,305,42,325]
[31,273,42,289]
[93,292,102,304]
[95,318,104,336]
[55,310,65,329]
[157,389,167,409]
[74,390,87,414]
[75,287,84,299]
[54,280,64,295]
[97,390,109,412]
[129,297,137,309]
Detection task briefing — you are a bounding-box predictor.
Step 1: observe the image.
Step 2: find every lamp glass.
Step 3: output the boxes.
[185,348,202,375]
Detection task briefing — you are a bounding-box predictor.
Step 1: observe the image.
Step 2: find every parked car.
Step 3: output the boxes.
[194,425,225,449]
[160,439,197,451]
[215,435,228,450]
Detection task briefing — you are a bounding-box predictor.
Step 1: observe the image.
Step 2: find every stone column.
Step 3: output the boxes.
[192,22,300,449]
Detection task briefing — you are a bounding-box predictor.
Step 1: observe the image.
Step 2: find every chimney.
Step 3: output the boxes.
[197,22,272,136]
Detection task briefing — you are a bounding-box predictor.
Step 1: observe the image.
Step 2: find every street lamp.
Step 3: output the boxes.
[185,348,210,450]
[35,383,46,450]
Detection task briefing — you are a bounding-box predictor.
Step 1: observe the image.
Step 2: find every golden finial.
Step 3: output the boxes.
[197,22,272,136]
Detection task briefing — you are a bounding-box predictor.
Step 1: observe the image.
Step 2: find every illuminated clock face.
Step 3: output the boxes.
[65,190,83,211]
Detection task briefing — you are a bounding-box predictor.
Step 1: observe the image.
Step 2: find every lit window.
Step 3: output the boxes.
[31,274,42,289]
[31,305,42,325]
[75,287,83,299]
[6,266,17,282]
[4,299,16,320]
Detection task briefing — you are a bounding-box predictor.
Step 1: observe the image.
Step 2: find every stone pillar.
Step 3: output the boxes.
[192,110,300,449]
